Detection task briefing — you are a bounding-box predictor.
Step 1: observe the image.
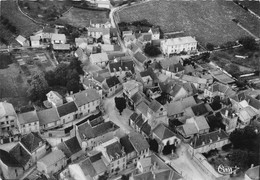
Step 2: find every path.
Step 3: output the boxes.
[237,23,258,39]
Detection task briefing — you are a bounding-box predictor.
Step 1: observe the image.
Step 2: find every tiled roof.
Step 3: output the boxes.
[90,53,109,63]
[0,102,16,119]
[88,27,109,34]
[0,149,21,167]
[153,124,175,141]
[38,150,65,167]
[106,141,124,159]
[150,27,160,34]
[64,136,82,155]
[9,143,31,167]
[191,103,212,116]
[106,76,120,88]
[120,136,135,154]
[69,89,100,107]
[134,51,147,63]
[129,42,140,53]
[51,34,66,41]
[109,59,135,74]
[18,110,39,125]
[140,121,151,137]
[189,129,229,149]
[53,44,70,50]
[129,132,149,153]
[149,100,162,113]
[37,108,60,126]
[167,101,183,116]
[139,157,151,168]
[56,101,78,117]
[181,96,197,109]
[178,123,198,137]
[162,36,197,46]
[80,158,96,178]
[20,132,45,153]
[192,116,210,131]
[136,115,145,128]
[245,165,260,180]
[168,63,184,73]
[136,102,149,117]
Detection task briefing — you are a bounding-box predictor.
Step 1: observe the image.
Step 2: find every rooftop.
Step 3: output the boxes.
[18,110,39,125]
[106,76,121,88]
[37,108,60,126]
[38,150,65,166]
[153,124,175,141]
[129,132,149,153]
[69,89,100,107]
[56,101,78,117]
[162,36,197,45]
[20,132,45,153]
[0,149,21,167]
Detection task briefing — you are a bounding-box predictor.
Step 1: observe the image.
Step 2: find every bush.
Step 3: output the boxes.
[206,43,215,51]
[238,36,258,50]
[144,42,161,57]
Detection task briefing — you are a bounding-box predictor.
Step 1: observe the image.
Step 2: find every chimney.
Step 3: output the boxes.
[70,91,73,95]
[202,141,205,145]
[251,164,254,168]
[225,110,228,117]
[219,128,221,133]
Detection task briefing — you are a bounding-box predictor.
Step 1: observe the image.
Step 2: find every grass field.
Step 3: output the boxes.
[239,0,260,16]
[118,0,260,46]
[0,0,40,44]
[59,7,109,28]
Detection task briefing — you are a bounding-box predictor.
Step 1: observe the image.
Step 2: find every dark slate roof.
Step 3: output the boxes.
[142,33,152,42]
[191,103,211,116]
[64,136,81,155]
[89,152,102,163]
[0,149,21,167]
[140,121,151,137]
[120,136,135,154]
[131,92,149,105]
[109,60,135,74]
[106,141,123,159]
[136,116,145,128]
[134,51,147,63]
[9,143,31,167]
[149,100,162,113]
[190,129,229,149]
[20,132,45,153]
[129,132,149,153]
[245,95,260,110]
[57,142,71,158]
[106,76,120,88]
[169,63,185,73]
[81,158,96,178]
[129,112,139,122]
[57,101,78,117]
[153,124,175,141]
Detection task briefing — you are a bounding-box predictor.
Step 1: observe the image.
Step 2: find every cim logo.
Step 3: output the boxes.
[217,164,239,175]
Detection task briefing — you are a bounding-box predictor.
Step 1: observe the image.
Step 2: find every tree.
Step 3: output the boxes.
[229,129,245,149]
[45,70,57,86]
[69,57,84,75]
[66,79,81,94]
[148,138,159,153]
[244,125,258,139]
[238,36,258,51]
[121,174,130,180]
[98,171,109,180]
[27,72,50,102]
[144,42,161,57]
[229,149,248,168]
[206,43,215,51]
[115,97,126,115]
[54,63,69,86]
[66,69,80,82]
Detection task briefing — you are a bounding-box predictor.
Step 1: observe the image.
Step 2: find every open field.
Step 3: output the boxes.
[0,0,40,44]
[19,0,72,22]
[59,7,109,28]
[239,0,260,16]
[118,0,260,46]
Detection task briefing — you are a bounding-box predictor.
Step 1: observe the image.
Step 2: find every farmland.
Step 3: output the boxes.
[239,0,260,16]
[59,7,109,28]
[0,0,40,44]
[118,0,260,46]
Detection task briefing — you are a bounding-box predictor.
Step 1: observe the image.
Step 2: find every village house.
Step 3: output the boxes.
[187,129,229,156]
[103,76,122,97]
[56,136,83,164]
[0,149,25,179]
[148,27,160,40]
[128,132,150,160]
[65,89,101,117]
[123,80,143,104]
[75,47,88,63]
[209,69,235,84]
[147,99,168,128]
[46,91,63,107]
[75,37,88,48]
[37,27,58,40]
[185,103,213,117]
[82,77,103,97]
[134,51,148,67]
[108,57,135,79]
[95,0,111,9]
[161,36,197,56]
[135,33,152,45]
[100,44,121,53]
[0,101,19,137]
[89,52,109,68]
[204,82,236,102]
[94,137,126,174]
[51,34,66,44]
[180,75,208,91]
[176,122,199,142]
[186,116,210,134]
[162,62,185,79]
[152,123,181,153]
[37,149,67,175]
[30,35,41,47]
[20,132,47,163]
[90,19,111,28]
[53,44,70,51]
[128,42,142,54]
[146,86,162,100]
[131,154,183,180]
[220,107,238,133]
[120,135,138,166]
[124,34,136,48]
[110,27,118,43]
[129,91,150,110]
[131,110,147,132]
[87,27,110,42]
[64,152,107,180]
[76,120,120,151]
[18,110,40,134]
[237,106,258,128]
[15,35,29,47]
[56,101,78,125]
[37,108,61,130]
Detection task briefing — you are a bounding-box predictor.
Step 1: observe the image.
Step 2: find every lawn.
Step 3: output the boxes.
[59,7,109,28]
[0,0,40,44]
[118,0,259,46]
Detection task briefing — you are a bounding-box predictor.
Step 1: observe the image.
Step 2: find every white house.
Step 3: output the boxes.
[65,89,101,117]
[51,34,66,44]
[89,52,109,68]
[37,150,67,175]
[90,19,111,28]
[46,91,63,107]
[161,36,197,55]
[56,101,78,125]
[148,27,160,40]
[30,36,41,47]
[87,27,110,42]
[15,35,29,47]
[103,76,122,97]
[18,110,40,134]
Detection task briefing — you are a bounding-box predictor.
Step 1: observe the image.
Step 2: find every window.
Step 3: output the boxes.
[1,122,4,125]
[10,120,14,123]
[35,122,37,125]
[6,121,9,124]
[23,125,25,127]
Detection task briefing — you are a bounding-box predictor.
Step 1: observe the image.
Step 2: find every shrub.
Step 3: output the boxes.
[206,43,215,51]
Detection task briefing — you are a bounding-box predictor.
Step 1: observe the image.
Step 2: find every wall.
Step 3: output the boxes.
[21,122,39,134]
[0,161,24,180]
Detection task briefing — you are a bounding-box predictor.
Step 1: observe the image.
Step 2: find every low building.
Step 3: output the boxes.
[186,116,210,134]
[90,19,111,28]
[56,101,78,125]
[123,80,143,101]
[46,91,63,107]
[134,51,148,66]
[181,75,208,91]
[76,121,120,151]
[51,34,66,44]
[147,100,168,128]
[176,123,199,142]
[245,165,260,180]
[185,103,213,117]
[136,33,152,45]
[220,107,238,133]
[148,27,160,40]
[162,62,185,79]
[37,108,61,130]
[89,52,109,68]
[128,132,150,160]
[57,136,83,164]
[108,57,135,79]
[18,110,40,134]
[103,76,122,97]
[37,150,67,175]
[161,36,197,56]
[87,27,110,40]
[53,44,70,51]
[16,35,29,47]
[30,35,41,47]
[187,129,229,156]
